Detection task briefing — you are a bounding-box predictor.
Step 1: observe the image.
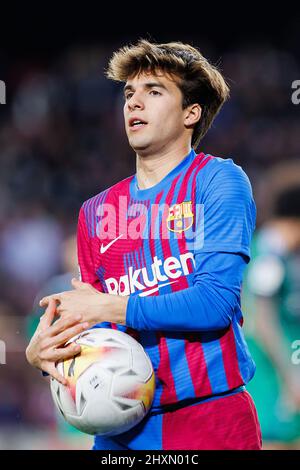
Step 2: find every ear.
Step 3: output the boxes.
[184,104,202,128]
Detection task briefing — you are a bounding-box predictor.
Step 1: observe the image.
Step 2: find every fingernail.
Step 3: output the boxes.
[76,315,82,321]
[82,322,89,328]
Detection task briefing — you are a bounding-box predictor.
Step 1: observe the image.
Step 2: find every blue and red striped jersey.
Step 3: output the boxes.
[77,149,256,411]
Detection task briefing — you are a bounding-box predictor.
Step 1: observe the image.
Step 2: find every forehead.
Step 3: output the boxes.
[125,70,180,89]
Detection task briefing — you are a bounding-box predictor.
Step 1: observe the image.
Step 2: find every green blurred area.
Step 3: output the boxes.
[243,231,300,446]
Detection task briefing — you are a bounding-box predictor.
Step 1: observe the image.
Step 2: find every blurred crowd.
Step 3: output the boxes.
[0,39,299,449]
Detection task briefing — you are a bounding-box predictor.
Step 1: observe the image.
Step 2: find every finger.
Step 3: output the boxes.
[42,322,89,349]
[44,342,82,364]
[39,298,59,329]
[56,305,64,315]
[47,363,68,385]
[40,293,64,308]
[48,314,85,337]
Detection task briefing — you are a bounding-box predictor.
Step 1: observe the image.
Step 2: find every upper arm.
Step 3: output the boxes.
[195,159,256,261]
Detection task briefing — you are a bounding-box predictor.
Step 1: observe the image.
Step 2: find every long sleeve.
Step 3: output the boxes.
[126,251,247,331]
[126,159,256,332]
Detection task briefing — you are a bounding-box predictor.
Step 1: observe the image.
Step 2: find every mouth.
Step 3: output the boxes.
[129,117,148,130]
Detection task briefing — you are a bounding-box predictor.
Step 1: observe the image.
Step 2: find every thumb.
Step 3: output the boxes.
[39,298,58,328]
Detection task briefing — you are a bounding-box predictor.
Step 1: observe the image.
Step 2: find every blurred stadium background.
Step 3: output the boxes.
[0,9,299,449]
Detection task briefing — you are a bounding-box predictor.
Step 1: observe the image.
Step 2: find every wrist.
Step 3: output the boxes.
[110,295,128,325]
[25,345,36,367]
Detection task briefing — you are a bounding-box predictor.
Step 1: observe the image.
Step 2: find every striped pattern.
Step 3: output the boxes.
[77,150,255,411]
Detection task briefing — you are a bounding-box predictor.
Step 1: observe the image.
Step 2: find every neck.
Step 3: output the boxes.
[136,144,192,190]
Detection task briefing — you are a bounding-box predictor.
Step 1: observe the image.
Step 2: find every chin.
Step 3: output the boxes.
[129,139,152,153]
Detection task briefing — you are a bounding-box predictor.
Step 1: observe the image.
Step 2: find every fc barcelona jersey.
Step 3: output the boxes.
[77,149,257,411]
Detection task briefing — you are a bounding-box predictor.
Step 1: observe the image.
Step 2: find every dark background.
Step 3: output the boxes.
[0,6,299,449]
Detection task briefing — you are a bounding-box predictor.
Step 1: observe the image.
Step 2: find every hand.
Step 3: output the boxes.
[25,298,89,384]
[40,278,128,326]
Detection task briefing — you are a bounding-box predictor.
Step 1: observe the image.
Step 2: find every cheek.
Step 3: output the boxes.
[159,109,183,133]
[153,106,174,129]
[123,107,128,126]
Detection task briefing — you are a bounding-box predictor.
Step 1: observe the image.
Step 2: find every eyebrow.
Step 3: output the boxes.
[123,82,168,93]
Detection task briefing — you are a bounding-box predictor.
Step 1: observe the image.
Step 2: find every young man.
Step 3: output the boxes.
[26,40,261,449]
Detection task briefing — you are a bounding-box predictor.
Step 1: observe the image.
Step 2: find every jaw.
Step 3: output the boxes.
[129,138,151,154]
[127,127,152,151]
[129,136,169,158]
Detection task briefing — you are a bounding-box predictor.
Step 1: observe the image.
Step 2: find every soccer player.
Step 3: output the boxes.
[26,40,262,450]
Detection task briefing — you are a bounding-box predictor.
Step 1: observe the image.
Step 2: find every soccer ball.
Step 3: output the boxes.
[50,328,155,436]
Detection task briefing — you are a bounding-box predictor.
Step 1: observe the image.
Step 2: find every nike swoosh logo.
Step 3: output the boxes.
[100,234,124,254]
[138,280,178,297]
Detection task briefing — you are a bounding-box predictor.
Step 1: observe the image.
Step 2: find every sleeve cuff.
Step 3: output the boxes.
[125,294,137,329]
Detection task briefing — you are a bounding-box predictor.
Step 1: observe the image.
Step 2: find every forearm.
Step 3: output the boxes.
[124,252,246,332]
[126,280,236,331]
[108,295,128,325]
[41,253,245,333]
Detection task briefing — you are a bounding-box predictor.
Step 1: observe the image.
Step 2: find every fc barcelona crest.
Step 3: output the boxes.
[167,201,194,233]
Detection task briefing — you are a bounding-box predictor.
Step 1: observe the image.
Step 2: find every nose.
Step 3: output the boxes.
[127,91,144,111]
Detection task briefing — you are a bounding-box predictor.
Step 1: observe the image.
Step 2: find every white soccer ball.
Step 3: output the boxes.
[50,328,155,436]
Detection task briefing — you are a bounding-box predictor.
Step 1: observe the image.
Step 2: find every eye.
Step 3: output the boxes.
[150,90,161,96]
[124,92,134,101]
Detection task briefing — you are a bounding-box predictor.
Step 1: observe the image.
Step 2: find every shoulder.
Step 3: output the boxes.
[195,154,253,200]
[197,154,252,187]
